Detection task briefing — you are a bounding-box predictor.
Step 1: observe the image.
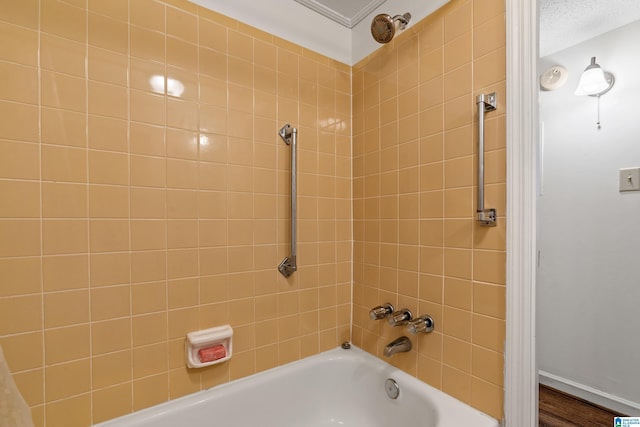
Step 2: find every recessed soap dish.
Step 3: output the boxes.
[185,325,233,368]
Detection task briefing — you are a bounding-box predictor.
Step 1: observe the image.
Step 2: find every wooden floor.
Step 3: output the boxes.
[539,384,625,427]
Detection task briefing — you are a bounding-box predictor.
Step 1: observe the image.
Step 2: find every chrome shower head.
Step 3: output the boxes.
[371,12,411,44]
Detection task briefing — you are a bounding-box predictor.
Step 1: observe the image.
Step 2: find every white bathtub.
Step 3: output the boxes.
[95,345,499,427]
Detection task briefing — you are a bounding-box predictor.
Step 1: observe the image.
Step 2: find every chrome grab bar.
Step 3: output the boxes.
[476,93,497,226]
[278,124,297,277]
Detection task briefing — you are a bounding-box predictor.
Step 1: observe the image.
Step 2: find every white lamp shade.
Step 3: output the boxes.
[574,67,609,95]
[574,57,613,96]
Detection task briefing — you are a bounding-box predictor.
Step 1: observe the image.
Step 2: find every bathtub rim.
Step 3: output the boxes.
[93,344,499,427]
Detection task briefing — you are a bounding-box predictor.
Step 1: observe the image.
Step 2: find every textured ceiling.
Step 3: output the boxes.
[540,0,640,56]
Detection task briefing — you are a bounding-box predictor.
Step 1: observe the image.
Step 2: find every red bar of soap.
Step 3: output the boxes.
[198,344,226,363]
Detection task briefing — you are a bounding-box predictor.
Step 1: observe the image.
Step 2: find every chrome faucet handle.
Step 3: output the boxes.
[406,315,435,334]
[369,303,394,320]
[387,308,412,327]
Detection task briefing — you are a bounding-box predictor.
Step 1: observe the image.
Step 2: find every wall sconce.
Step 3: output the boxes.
[575,57,615,96]
[574,56,615,129]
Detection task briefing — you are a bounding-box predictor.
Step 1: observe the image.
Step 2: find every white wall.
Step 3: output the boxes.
[188,0,449,65]
[537,19,640,412]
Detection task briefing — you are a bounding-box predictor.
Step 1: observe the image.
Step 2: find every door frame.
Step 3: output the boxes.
[504,0,538,425]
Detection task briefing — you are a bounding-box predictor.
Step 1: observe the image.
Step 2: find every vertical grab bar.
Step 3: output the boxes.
[476,93,498,226]
[278,124,297,277]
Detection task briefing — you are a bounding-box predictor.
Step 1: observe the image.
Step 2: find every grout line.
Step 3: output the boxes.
[35,0,47,423]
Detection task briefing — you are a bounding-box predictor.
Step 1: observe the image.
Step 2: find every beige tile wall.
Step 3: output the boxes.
[0,0,351,426]
[351,0,506,420]
[1,0,507,424]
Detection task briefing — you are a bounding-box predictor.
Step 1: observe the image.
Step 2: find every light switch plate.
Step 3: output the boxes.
[619,167,640,192]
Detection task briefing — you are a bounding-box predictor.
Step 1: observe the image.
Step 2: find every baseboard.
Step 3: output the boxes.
[539,370,640,416]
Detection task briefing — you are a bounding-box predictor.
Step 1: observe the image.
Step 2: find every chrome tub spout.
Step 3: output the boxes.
[384,336,412,357]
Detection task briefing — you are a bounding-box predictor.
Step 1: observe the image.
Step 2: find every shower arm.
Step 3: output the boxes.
[392,13,411,30]
[476,93,497,226]
[278,124,297,277]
